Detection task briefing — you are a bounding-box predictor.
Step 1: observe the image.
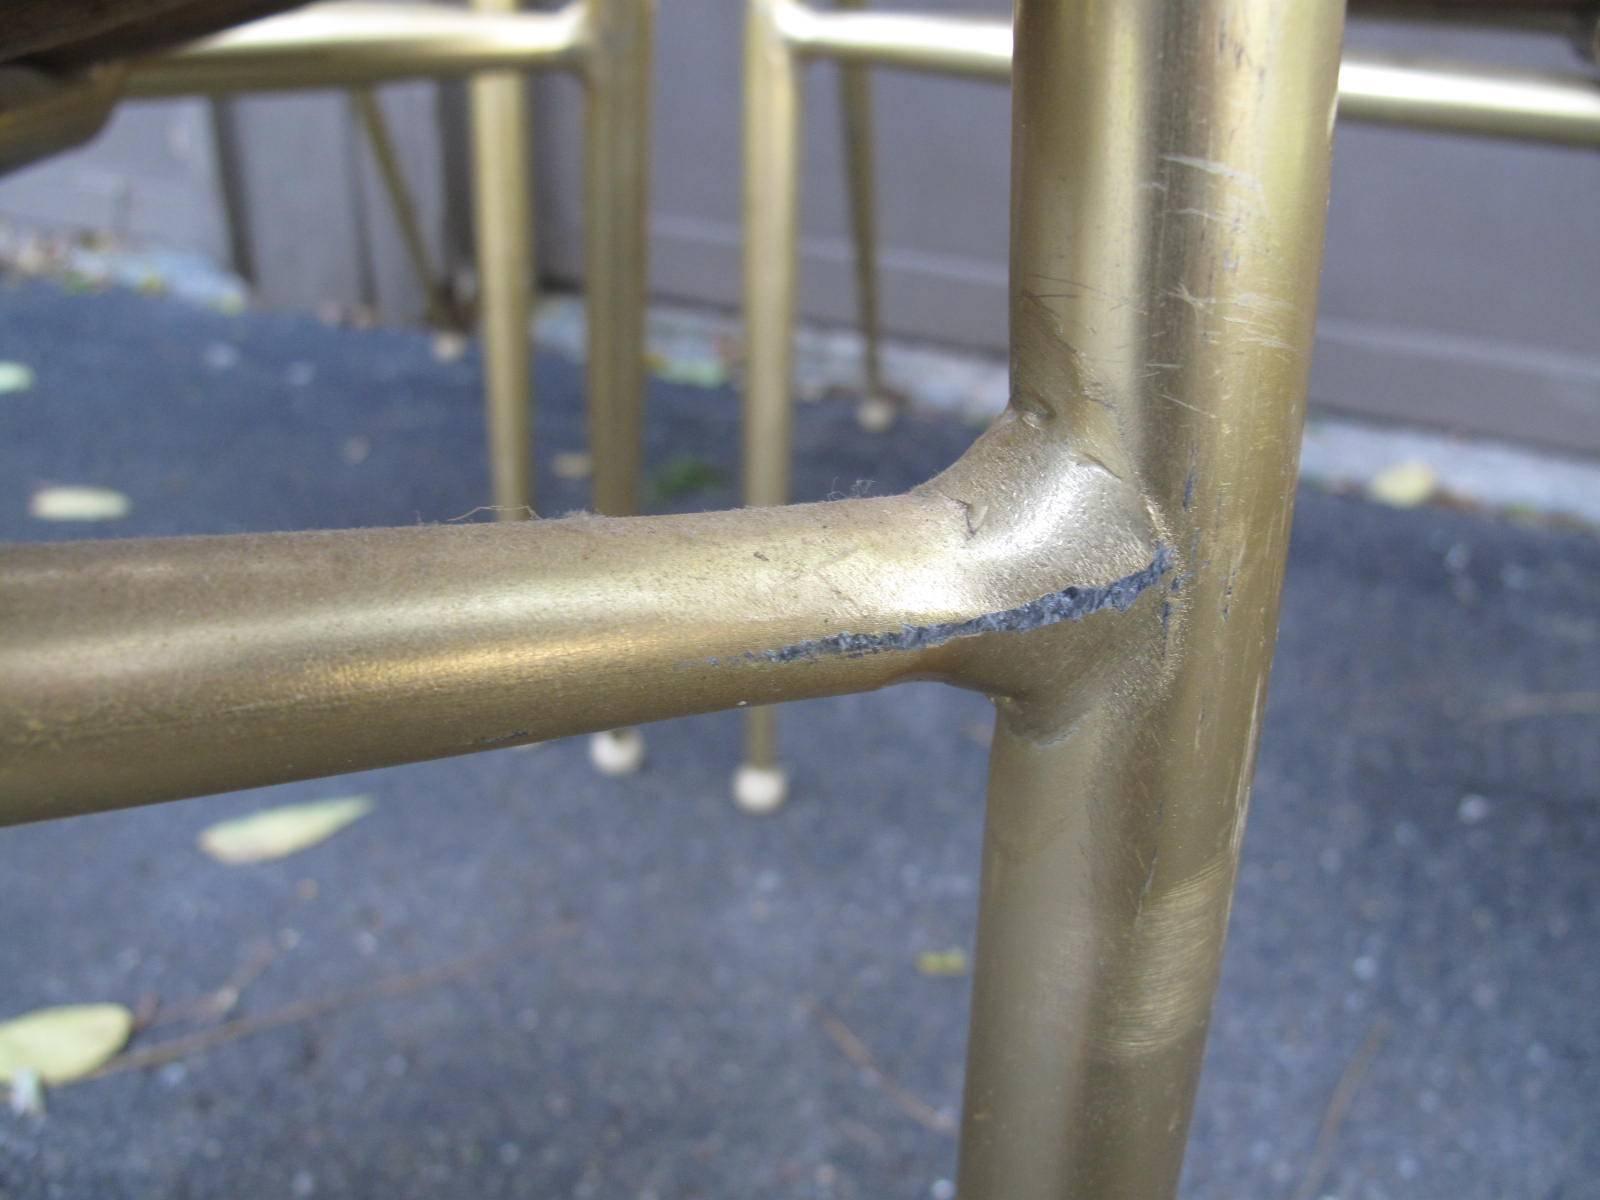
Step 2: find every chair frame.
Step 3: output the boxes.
[737,0,1600,798]
[129,0,653,523]
[11,0,1561,1193]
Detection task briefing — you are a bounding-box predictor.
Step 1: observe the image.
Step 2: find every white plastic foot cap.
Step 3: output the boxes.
[733,764,789,814]
[589,727,646,776]
[856,395,898,433]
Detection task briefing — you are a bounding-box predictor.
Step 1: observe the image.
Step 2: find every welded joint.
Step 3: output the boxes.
[767,0,822,53]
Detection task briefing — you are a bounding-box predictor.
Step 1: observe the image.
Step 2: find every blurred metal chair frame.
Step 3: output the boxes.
[129,0,653,528]
[738,0,1600,808]
[3,0,1523,1194]
[128,0,655,774]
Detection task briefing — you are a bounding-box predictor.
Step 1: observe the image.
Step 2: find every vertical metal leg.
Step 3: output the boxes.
[582,0,652,520]
[956,1,1344,1197]
[582,0,654,778]
[834,0,893,433]
[469,0,536,519]
[351,86,454,329]
[736,0,803,812]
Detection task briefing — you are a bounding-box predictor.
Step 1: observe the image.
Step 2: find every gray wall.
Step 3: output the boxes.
[2,7,1596,452]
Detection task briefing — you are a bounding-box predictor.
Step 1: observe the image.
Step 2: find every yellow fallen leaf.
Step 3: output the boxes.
[1367,460,1437,509]
[916,949,969,977]
[552,451,593,481]
[198,796,374,864]
[651,354,729,389]
[0,362,34,394]
[29,486,131,522]
[0,1004,133,1085]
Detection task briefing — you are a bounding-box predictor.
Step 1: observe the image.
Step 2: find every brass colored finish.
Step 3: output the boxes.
[2,2,1344,1193]
[744,0,1600,802]
[0,423,1161,825]
[125,2,587,96]
[350,86,455,328]
[741,0,806,772]
[774,0,1009,80]
[1339,55,1600,146]
[581,0,653,519]
[122,0,657,520]
[742,0,801,514]
[835,0,886,417]
[469,0,536,519]
[953,2,1341,1195]
[755,4,1599,488]
[0,64,126,173]
[578,0,653,765]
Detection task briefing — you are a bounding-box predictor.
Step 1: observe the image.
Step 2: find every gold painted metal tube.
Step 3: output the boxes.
[741,0,806,774]
[126,2,587,96]
[469,0,537,519]
[577,0,653,775]
[773,0,1010,80]
[350,86,453,328]
[0,423,1159,827]
[581,0,653,519]
[835,0,887,419]
[954,1,1343,1197]
[0,65,127,173]
[771,2,1600,149]
[1340,55,1600,146]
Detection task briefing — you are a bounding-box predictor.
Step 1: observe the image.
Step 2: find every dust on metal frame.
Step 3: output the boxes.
[737,0,1600,805]
[6,0,1345,1196]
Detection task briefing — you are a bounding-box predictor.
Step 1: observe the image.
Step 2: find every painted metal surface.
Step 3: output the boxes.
[120,0,654,524]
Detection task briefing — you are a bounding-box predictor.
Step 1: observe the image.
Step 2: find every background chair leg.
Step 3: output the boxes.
[583,0,655,776]
[734,708,787,814]
[736,0,803,811]
[350,86,455,330]
[955,1,1344,1196]
[468,0,536,520]
[834,0,895,434]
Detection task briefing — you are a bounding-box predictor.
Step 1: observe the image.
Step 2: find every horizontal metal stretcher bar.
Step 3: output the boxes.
[772,0,1600,147]
[125,1,590,95]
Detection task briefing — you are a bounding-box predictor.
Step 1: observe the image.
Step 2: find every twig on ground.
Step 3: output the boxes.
[142,938,279,1031]
[86,924,576,1084]
[1478,691,1600,722]
[808,1000,956,1137]
[1290,1017,1391,1200]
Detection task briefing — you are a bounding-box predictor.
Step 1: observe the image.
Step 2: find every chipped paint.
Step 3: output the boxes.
[737,545,1172,665]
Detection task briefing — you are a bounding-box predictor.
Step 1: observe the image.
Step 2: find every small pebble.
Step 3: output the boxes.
[203,342,240,371]
[432,332,468,363]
